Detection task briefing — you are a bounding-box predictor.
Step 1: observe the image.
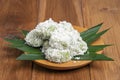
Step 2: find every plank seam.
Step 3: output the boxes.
[81,0,91,80]
[31,0,40,80]
[81,0,85,27]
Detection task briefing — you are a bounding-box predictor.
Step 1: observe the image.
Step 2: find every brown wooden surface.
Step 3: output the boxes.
[0,0,119,80]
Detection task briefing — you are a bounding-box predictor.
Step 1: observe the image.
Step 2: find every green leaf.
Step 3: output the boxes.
[72,53,113,61]
[92,54,113,61]
[16,54,45,60]
[5,38,42,54]
[80,23,103,40]
[86,28,110,44]
[4,38,25,45]
[88,45,111,52]
[10,44,42,54]
[21,30,29,36]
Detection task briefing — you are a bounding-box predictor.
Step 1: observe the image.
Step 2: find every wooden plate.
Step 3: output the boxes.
[34,26,104,70]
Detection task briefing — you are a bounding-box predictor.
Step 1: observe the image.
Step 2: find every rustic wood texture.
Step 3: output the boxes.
[0,0,119,80]
[82,0,120,80]
[0,0,38,80]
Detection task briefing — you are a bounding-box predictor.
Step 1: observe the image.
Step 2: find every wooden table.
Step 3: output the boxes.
[0,0,120,80]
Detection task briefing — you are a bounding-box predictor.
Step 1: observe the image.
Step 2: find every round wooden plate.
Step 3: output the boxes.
[34,26,104,70]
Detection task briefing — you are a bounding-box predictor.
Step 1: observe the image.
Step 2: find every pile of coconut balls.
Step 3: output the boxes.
[25,18,88,63]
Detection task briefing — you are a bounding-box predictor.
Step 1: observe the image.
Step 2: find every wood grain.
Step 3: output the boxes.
[0,0,119,80]
[82,0,120,80]
[0,0,38,80]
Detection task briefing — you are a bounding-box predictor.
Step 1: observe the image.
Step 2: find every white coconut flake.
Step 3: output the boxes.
[74,57,81,60]
[25,18,88,63]
[35,18,58,39]
[25,29,43,47]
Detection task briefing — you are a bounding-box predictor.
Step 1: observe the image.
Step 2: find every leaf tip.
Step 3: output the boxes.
[99,22,103,26]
